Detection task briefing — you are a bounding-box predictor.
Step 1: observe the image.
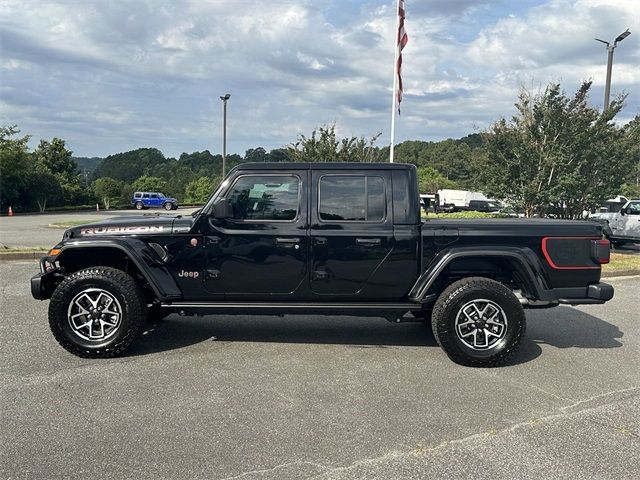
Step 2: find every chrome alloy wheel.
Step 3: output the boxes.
[67,288,122,341]
[454,299,508,350]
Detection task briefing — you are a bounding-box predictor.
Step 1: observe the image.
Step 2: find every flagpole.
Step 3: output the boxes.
[389,0,400,163]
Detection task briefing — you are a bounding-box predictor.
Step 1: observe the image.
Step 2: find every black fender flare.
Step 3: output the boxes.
[409,246,550,302]
[54,238,183,301]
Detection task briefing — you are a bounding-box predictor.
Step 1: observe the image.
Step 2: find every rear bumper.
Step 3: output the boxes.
[555,282,614,305]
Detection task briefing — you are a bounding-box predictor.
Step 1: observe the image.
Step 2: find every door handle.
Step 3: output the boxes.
[356,238,381,246]
[313,270,328,280]
[205,269,220,280]
[276,237,300,244]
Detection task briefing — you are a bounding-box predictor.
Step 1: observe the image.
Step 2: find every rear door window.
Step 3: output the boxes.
[319,175,385,222]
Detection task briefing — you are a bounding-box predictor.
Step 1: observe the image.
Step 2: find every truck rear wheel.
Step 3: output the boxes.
[431,277,525,367]
[48,267,146,358]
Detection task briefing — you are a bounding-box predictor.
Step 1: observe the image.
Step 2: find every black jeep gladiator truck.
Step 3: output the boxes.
[31,163,614,366]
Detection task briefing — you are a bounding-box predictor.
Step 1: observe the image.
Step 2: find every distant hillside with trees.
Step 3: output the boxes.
[73,156,103,174]
[1,81,637,217]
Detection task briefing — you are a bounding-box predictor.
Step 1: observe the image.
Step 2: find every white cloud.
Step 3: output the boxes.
[0,0,638,157]
[466,0,639,80]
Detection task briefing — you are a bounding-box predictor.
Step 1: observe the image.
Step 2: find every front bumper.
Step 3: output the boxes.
[30,258,61,300]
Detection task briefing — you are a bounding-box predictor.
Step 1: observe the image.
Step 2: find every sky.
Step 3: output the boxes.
[1,0,638,158]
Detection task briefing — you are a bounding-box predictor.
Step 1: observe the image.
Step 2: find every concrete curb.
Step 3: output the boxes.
[601,269,640,278]
[0,252,47,262]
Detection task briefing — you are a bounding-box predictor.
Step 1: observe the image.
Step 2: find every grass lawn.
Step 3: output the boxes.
[0,247,49,260]
[603,252,640,273]
[422,211,507,219]
[0,247,49,254]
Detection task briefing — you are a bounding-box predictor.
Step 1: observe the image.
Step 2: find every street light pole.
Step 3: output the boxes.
[219,93,231,177]
[595,29,630,110]
[603,44,615,109]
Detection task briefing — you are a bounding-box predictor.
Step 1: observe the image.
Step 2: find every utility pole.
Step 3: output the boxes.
[219,93,231,177]
[595,29,630,110]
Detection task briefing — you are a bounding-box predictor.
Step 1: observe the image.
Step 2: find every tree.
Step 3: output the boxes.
[417,166,458,193]
[33,138,76,178]
[33,137,89,205]
[27,172,63,212]
[93,177,125,209]
[478,81,634,218]
[93,148,167,183]
[176,150,227,179]
[132,175,169,193]
[0,125,32,211]
[184,176,219,204]
[244,147,267,163]
[619,115,640,199]
[266,148,291,163]
[377,138,483,188]
[152,161,196,200]
[286,123,381,163]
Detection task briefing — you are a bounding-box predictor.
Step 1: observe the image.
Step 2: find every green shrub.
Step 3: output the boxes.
[422,211,512,219]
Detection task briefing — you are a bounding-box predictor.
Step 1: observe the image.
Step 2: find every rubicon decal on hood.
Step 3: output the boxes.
[80,226,165,235]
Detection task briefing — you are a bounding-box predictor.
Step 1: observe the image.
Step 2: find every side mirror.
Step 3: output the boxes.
[620,207,626,216]
[211,197,232,219]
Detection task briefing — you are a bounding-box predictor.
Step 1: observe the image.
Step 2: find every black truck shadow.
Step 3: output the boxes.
[128,315,437,357]
[525,306,624,349]
[127,306,623,365]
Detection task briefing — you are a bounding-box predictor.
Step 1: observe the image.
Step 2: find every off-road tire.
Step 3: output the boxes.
[431,277,525,367]
[49,267,146,358]
[135,201,144,210]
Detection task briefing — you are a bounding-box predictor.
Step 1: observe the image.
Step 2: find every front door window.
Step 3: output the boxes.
[226,175,300,221]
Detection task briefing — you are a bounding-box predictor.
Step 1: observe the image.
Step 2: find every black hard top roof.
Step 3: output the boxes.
[235,162,414,171]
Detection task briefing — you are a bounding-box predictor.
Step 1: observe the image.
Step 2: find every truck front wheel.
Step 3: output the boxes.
[431,277,525,367]
[48,267,146,358]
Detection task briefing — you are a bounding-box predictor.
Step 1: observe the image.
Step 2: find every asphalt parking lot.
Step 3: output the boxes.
[0,208,199,248]
[1,261,638,479]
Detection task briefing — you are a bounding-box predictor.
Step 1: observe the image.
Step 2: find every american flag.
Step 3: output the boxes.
[396,0,408,114]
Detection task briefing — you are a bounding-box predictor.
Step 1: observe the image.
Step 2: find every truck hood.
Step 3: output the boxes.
[65,215,194,239]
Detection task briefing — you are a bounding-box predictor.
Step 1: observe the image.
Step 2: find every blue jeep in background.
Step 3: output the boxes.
[131,192,178,210]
